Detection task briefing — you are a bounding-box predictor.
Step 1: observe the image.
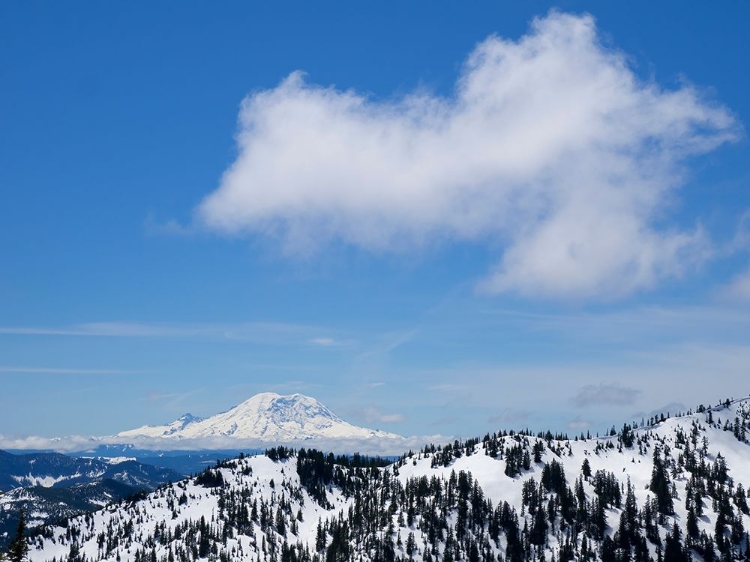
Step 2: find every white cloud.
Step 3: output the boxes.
[362,407,405,424]
[571,382,642,408]
[197,11,738,299]
[0,434,432,457]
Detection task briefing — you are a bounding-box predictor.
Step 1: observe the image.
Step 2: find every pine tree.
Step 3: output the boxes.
[686,506,699,542]
[8,510,29,562]
[650,447,674,515]
[315,520,326,552]
[523,450,531,471]
[581,458,591,479]
[736,484,749,515]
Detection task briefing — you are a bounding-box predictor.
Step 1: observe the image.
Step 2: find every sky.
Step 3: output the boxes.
[1,1,749,449]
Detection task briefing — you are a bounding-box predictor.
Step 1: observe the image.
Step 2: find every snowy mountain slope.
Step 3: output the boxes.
[25,397,750,562]
[115,415,205,439]
[117,392,402,442]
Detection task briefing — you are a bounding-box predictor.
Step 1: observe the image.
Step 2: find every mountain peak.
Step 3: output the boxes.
[117,392,401,443]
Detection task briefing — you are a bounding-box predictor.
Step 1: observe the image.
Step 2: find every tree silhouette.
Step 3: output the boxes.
[7,510,28,562]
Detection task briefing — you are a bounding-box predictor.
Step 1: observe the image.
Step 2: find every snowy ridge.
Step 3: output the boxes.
[117,392,402,442]
[26,396,750,562]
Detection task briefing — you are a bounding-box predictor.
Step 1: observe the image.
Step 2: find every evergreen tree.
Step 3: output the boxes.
[8,510,28,562]
[736,484,749,515]
[664,523,689,562]
[601,536,617,562]
[686,505,699,542]
[581,458,591,479]
[650,448,675,515]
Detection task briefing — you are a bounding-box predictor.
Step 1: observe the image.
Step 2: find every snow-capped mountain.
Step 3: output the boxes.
[117,392,402,442]
[25,396,750,562]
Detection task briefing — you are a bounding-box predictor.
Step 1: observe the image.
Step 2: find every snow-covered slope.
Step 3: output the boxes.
[117,392,402,441]
[26,397,750,562]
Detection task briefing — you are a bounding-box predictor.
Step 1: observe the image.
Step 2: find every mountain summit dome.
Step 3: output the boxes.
[118,392,402,442]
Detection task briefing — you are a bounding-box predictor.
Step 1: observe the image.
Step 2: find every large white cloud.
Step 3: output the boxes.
[198,11,738,299]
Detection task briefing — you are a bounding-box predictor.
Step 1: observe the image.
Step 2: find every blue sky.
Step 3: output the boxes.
[1,1,749,447]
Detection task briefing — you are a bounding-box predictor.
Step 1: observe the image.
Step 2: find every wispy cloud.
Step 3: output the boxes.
[0,366,142,375]
[269,380,319,393]
[362,407,405,424]
[144,389,203,410]
[718,267,750,302]
[309,336,354,347]
[143,212,195,237]
[484,304,750,345]
[0,323,213,337]
[0,321,347,347]
[571,383,642,408]
[488,409,530,427]
[399,342,750,416]
[196,11,738,300]
[356,329,417,360]
[568,418,591,430]
[310,337,336,346]
[429,384,471,393]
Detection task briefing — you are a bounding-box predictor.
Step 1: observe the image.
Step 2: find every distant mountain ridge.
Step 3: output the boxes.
[0,450,178,493]
[117,392,402,442]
